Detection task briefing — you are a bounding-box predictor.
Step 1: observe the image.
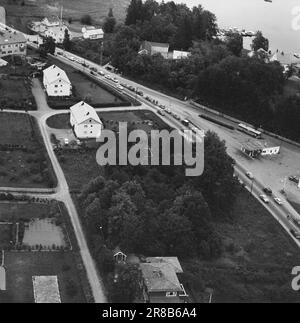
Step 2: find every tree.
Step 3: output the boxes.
[81,14,92,25]
[125,0,143,26]
[110,264,143,303]
[252,31,269,52]
[225,31,243,56]
[103,9,116,34]
[40,36,56,56]
[63,29,71,51]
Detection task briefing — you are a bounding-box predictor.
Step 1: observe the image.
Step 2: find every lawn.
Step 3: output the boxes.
[3,0,130,33]
[1,251,86,303]
[182,189,300,303]
[0,61,36,110]
[0,224,13,249]
[0,202,58,222]
[0,201,91,303]
[48,110,172,190]
[0,112,57,188]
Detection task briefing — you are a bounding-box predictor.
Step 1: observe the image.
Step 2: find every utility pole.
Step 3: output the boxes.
[100,41,104,66]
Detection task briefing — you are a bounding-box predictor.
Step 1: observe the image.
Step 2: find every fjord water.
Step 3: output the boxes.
[178,0,300,53]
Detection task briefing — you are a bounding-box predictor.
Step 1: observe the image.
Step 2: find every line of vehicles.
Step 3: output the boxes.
[243,171,300,239]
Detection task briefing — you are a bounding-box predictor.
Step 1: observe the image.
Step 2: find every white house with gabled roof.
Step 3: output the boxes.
[70,101,103,139]
[43,64,72,97]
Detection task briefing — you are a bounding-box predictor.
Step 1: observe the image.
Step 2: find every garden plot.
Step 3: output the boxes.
[22,218,67,249]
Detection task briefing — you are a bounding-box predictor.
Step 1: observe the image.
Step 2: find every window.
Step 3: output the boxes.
[55,85,58,88]
[166,292,177,297]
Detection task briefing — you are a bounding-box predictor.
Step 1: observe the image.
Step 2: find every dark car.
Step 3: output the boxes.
[289,176,299,184]
[263,187,273,196]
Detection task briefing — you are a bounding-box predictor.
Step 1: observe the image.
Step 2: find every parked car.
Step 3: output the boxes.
[68,56,76,61]
[90,67,97,72]
[112,77,119,83]
[289,176,299,184]
[273,197,283,205]
[98,71,105,76]
[166,108,171,114]
[136,90,144,96]
[64,138,69,145]
[90,71,96,76]
[259,194,269,203]
[117,84,124,91]
[128,85,135,92]
[105,74,111,80]
[158,110,165,116]
[263,187,273,196]
[246,171,254,180]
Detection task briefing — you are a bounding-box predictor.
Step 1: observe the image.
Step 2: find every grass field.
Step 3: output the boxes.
[2,0,130,32]
[1,251,86,303]
[183,189,300,303]
[0,112,56,188]
[0,224,13,249]
[0,201,89,303]
[48,110,172,190]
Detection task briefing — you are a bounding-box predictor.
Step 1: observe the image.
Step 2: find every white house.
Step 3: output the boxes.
[82,26,104,40]
[41,16,61,29]
[44,25,71,44]
[70,101,103,139]
[43,65,72,97]
[171,50,191,60]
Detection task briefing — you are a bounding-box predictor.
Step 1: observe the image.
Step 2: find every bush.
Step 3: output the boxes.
[80,14,92,25]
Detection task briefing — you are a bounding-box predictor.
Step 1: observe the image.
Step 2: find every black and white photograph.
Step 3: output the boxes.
[0,0,299,307]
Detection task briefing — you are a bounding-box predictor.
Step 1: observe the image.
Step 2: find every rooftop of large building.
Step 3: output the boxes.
[0,30,26,45]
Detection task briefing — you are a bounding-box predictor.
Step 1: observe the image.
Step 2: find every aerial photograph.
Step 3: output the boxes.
[0,0,299,307]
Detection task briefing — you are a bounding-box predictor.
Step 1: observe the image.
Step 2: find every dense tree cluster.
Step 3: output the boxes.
[125,0,218,49]
[79,132,237,261]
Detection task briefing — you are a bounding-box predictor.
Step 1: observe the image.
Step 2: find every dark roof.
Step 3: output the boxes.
[0,30,26,45]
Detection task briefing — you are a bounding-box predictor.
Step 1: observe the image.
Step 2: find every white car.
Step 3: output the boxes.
[68,56,76,61]
[64,138,69,145]
[117,84,124,91]
[274,197,283,205]
[246,171,254,180]
[105,74,111,80]
[260,194,269,203]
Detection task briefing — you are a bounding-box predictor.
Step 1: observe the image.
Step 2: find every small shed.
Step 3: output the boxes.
[113,247,127,263]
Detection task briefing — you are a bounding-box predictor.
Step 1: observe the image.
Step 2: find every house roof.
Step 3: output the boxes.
[145,257,183,273]
[270,52,300,65]
[242,139,265,152]
[143,41,169,49]
[140,262,182,293]
[113,246,126,256]
[0,30,26,45]
[32,276,61,303]
[43,16,60,24]
[70,101,102,125]
[43,65,71,85]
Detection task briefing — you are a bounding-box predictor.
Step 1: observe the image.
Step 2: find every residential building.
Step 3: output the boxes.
[43,65,72,97]
[44,25,71,44]
[70,101,103,139]
[139,41,169,59]
[140,257,187,303]
[0,30,27,58]
[82,26,104,40]
[171,50,191,60]
[41,16,61,29]
[32,276,61,303]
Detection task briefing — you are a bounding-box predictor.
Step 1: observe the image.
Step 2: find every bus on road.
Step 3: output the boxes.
[237,123,262,139]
